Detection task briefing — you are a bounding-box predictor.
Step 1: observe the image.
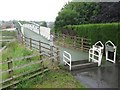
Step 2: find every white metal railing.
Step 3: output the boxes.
[23,24,50,40]
[89,41,104,66]
[89,48,102,66]
[105,40,116,63]
[63,51,72,70]
[40,26,50,40]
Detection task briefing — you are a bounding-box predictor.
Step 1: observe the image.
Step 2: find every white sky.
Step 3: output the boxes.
[0,0,71,22]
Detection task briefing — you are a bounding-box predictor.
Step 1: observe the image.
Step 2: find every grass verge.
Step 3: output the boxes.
[17,69,85,88]
[1,42,41,82]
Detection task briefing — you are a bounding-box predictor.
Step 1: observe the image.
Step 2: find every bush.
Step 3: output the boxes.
[64,23,120,60]
[1,42,6,47]
[2,42,33,60]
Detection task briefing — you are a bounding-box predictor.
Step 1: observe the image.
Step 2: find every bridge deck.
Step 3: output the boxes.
[24,28,89,64]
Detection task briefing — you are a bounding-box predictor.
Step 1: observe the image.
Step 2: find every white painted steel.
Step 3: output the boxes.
[18,22,24,35]
[63,51,72,70]
[89,41,104,66]
[105,40,116,63]
[50,35,54,46]
[23,24,50,40]
[17,22,25,42]
[40,26,50,40]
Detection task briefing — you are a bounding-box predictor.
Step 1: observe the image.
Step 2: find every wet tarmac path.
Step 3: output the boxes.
[72,61,119,88]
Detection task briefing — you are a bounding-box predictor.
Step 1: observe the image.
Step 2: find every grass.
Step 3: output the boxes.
[17,69,85,88]
[1,41,85,88]
[55,36,83,51]
[0,30,16,36]
[1,42,42,81]
[0,30,17,47]
[1,42,34,61]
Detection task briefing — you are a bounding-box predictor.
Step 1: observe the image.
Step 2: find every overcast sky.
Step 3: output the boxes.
[0,0,71,22]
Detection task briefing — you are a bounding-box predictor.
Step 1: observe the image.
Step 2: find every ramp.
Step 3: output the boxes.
[64,59,98,71]
[63,51,98,71]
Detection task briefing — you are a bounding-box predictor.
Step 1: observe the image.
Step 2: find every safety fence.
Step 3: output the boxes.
[54,33,91,52]
[0,30,60,89]
[23,24,50,40]
[0,53,49,89]
[17,30,60,61]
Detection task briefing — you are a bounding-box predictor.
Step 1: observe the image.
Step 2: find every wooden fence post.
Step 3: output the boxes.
[50,35,54,69]
[24,37,27,47]
[16,30,19,41]
[39,41,41,53]
[57,33,59,45]
[56,47,60,65]
[21,34,23,44]
[50,35,54,57]
[39,26,40,35]
[30,38,32,49]
[81,37,84,51]
[7,57,13,78]
[50,46,53,57]
[63,34,65,46]
[7,57,14,87]
[74,36,76,47]
[16,31,20,43]
[39,41,42,65]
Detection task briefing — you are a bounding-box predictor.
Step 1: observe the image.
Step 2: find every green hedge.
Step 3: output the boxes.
[64,23,120,60]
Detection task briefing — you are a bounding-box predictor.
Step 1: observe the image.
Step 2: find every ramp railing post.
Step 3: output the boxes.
[81,37,83,51]
[30,38,32,49]
[89,41,104,66]
[7,57,14,88]
[56,47,60,65]
[63,51,72,70]
[39,41,41,53]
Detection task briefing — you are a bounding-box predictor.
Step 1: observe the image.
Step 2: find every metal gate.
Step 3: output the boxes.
[89,41,104,66]
[105,40,116,63]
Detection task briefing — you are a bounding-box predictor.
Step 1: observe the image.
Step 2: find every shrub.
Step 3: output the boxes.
[64,23,120,60]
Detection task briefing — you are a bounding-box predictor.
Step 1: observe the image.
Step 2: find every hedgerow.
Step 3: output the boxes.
[64,23,120,60]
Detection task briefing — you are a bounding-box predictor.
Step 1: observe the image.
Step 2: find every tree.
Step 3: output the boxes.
[40,21,47,27]
[54,1,120,34]
[54,2,101,32]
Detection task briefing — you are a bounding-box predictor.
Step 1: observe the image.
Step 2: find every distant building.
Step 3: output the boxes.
[2,23,6,29]
[1,21,14,29]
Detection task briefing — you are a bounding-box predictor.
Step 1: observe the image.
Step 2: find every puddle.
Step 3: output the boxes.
[72,62,119,88]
